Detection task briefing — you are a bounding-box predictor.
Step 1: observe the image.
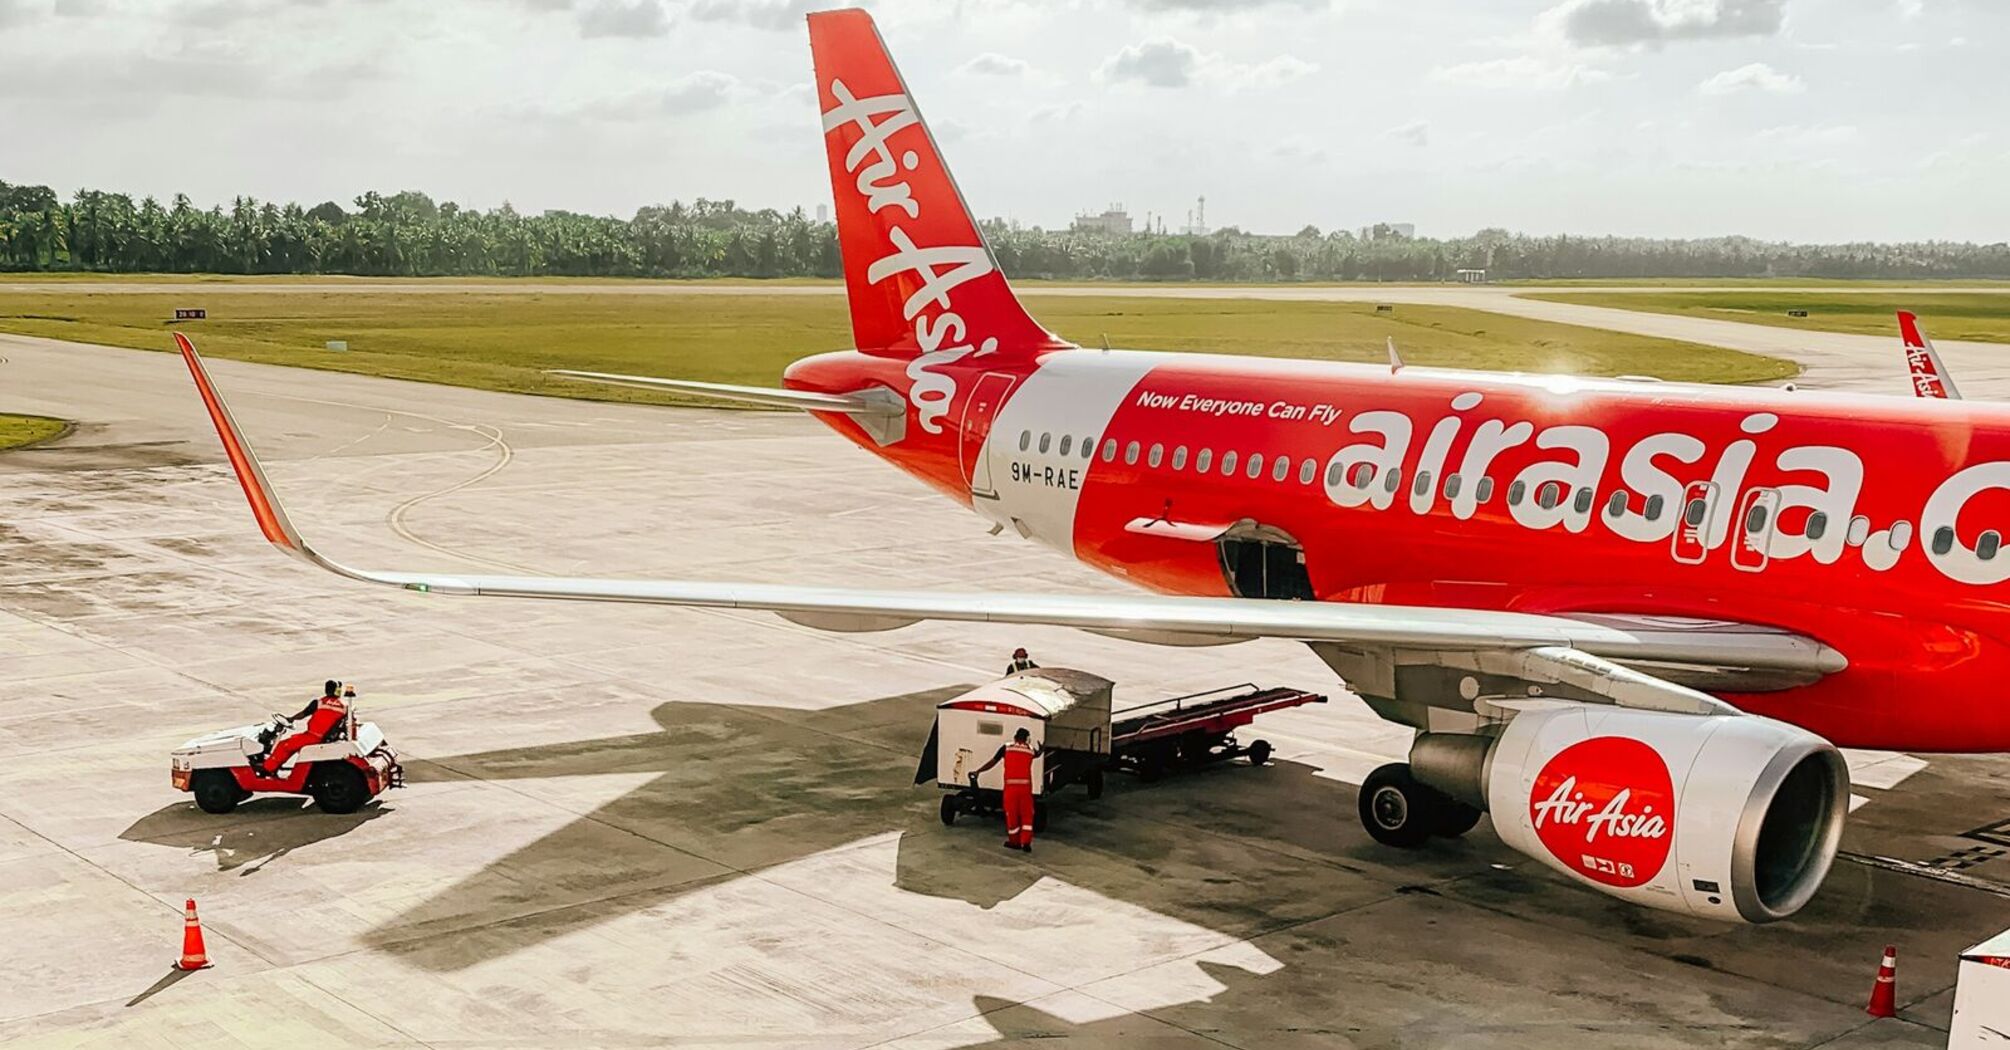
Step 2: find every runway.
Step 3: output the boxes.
[3,313,2008,1047]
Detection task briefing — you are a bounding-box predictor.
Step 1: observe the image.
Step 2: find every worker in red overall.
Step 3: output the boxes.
[973,727,1042,852]
[256,680,350,776]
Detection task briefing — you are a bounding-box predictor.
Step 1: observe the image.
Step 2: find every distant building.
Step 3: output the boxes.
[1455,268,1488,284]
[1071,204,1133,237]
[1360,222,1416,242]
[1182,195,1208,236]
[815,204,829,224]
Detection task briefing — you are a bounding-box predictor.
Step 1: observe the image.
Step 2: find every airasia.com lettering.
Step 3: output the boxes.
[1528,736,1674,889]
[824,80,993,435]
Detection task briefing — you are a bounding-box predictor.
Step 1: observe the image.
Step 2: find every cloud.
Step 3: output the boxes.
[576,70,742,117]
[1099,37,1205,87]
[52,0,108,15]
[1430,56,1613,90]
[1697,62,1804,95]
[1386,119,1429,147]
[1541,0,1786,48]
[0,0,33,25]
[577,0,668,38]
[1754,123,1858,149]
[687,0,817,30]
[1125,0,1331,9]
[959,52,1030,77]
[1029,100,1085,123]
[1097,37,1317,89]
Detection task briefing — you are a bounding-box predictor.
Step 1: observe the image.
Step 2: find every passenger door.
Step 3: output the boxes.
[960,372,1017,498]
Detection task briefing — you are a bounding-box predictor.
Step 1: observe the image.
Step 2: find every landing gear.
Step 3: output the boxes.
[1358,762,1481,847]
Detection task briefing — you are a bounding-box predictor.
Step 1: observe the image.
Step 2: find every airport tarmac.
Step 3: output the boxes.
[4,321,2010,1049]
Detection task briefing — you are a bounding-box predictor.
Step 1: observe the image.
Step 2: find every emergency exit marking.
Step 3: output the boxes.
[175,308,207,321]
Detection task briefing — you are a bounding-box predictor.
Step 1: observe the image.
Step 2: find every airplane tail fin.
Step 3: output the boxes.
[807,8,1069,359]
[1897,310,1961,400]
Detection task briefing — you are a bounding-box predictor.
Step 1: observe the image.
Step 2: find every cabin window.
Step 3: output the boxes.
[1101,438,1117,462]
[1475,477,1495,504]
[1246,452,1264,480]
[1683,497,1709,527]
[1981,531,2002,560]
[1645,494,1665,521]
[1536,482,1561,510]
[1932,526,1955,555]
[1083,437,1096,460]
[1890,522,1914,549]
[1384,467,1403,493]
[1746,504,1771,535]
[1606,491,1627,517]
[1507,480,1526,506]
[1573,488,1594,514]
[1413,470,1432,497]
[1273,456,1290,482]
[1299,458,1317,485]
[1019,430,1031,452]
[1058,435,1072,456]
[1197,448,1214,473]
[1124,440,1140,465]
[1351,462,1377,489]
[1221,451,1239,476]
[1327,461,1346,487]
[1172,446,1189,470]
[1846,515,1870,546]
[1148,443,1164,468]
[1805,511,1827,540]
[1443,474,1462,500]
[1037,432,1051,454]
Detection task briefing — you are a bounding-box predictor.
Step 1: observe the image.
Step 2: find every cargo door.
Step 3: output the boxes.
[960,372,1017,498]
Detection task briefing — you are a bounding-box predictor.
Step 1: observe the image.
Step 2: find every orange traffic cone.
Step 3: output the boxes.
[1865,944,1897,1017]
[174,898,213,971]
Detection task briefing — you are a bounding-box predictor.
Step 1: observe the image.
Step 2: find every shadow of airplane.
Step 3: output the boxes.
[122,797,391,875]
[353,685,1506,973]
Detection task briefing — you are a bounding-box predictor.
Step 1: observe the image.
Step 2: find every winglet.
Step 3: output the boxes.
[1387,336,1404,374]
[175,333,308,557]
[1897,311,1961,400]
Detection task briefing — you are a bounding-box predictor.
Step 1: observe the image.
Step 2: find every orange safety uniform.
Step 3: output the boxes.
[262,692,349,774]
[1000,740,1038,848]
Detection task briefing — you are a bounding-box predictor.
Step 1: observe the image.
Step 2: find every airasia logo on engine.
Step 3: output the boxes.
[1528,736,1674,888]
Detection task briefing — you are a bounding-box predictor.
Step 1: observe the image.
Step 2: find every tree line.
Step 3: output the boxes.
[4,178,2008,281]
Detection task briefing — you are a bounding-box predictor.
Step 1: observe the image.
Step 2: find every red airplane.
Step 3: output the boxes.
[176,8,2010,925]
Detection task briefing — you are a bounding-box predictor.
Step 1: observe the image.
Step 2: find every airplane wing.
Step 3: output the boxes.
[178,335,1841,717]
[1897,311,1961,399]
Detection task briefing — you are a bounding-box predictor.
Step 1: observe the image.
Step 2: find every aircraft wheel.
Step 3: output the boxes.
[1358,763,1438,849]
[1434,799,1484,838]
[310,764,369,815]
[939,795,957,826]
[191,771,245,815]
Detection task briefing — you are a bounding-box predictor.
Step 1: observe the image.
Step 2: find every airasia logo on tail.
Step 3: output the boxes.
[1528,736,1674,888]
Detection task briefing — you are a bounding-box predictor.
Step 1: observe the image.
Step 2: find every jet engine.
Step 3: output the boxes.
[1409,705,1849,923]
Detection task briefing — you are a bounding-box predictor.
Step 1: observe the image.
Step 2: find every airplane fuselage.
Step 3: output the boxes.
[788,347,2010,752]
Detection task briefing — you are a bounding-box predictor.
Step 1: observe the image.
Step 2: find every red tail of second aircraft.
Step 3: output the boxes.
[808,8,1069,360]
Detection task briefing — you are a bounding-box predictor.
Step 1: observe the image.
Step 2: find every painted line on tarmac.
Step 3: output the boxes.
[1838,850,2010,898]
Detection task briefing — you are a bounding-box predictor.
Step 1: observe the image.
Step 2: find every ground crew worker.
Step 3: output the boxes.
[1005,647,1038,674]
[972,727,1041,851]
[256,680,351,776]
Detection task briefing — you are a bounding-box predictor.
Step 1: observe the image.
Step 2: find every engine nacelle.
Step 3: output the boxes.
[1436,705,1848,923]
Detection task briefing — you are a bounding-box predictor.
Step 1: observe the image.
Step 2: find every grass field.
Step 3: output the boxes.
[1524,291,2010,343]
[0,414,68,451]
[0,286,1795,405]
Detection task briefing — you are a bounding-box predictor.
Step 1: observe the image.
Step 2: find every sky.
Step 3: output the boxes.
[0,0,2003,242]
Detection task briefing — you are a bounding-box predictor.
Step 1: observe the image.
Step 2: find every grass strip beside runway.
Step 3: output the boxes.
[0,414,67,451]
[0,284,1794,406]
[1525,291,2010,343]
